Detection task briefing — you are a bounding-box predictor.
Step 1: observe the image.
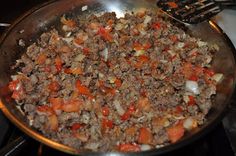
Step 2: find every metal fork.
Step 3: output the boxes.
[157,0,236,24]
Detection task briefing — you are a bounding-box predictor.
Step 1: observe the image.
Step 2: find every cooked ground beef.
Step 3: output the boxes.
[8,10,222,152]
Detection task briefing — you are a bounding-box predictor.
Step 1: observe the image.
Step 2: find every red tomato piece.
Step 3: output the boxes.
[48,81,60,92]
[167,123,185,143]
[138,127,153,144]
[49,97,63,111]
[188,74,198,81]
[118,143,141,152]
[102,118,113,129]
[98,27,113,42]
[8,80,20,91]
[152,22,161,29]
[188,95,196,106]
[71,123,84,131]
[102,106,110,116]
[55,56,63,72]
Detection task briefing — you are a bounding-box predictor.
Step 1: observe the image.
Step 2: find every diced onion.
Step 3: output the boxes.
[101,48,109,62]
[177,42,185,48]
[212,73,224,83]
[143,15,152,25]
[115,23,124,31]
[62,37,74,44]
[183,117,198,130]
[197,40,207,47]
[81,5,88,11]
[74,54,85,62]
[141,144,152,151]
[134,50,145,56]
[114,100,125,115]
[185,80,200,95]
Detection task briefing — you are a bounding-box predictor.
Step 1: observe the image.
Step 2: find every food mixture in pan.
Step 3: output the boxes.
[9,10,223,152]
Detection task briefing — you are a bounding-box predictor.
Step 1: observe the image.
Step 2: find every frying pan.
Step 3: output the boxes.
[0,0,236,155]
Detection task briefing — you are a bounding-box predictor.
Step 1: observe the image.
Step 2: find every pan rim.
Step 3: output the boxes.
[0,0,236,155]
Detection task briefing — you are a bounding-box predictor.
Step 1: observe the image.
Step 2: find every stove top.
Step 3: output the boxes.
[0,1,236,156]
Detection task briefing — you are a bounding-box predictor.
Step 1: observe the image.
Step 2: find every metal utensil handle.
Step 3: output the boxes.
[0,136,28,156]
[215,0,236,8]
[0,23,11,27]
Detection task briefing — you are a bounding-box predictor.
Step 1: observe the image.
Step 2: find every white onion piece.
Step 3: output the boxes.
[183,117,197,130]
[81,5,88,11]
[134,50,145,56]
[197,40,207,47]
[167,50,176,57]
[114,100,125,115]
[212,73,224,83]
[177,42,185,48]
[74,54,85,62]
[183,95,190,103]
[141,144,152,151]
[115,23,124,31]
[185,81,200,95]
[101,48,109,62]
[62,37,74,44]
[143,15,152,25]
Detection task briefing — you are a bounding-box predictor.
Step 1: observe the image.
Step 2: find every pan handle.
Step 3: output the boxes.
[0,136,29,156]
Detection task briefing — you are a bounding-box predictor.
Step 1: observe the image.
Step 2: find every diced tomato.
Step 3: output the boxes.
[138,127,153,144]
[48,81,60,92]
[152,22,161,29]
[175,106,183,114]
[98,27,113,42]
[75,80,94,99]
[8,80,20,91]
[188,74,198,81]
[143,42,152,50]
[55,56,63,72]
[169,35,178,42]
[37,105,54,114]
[102,118,113,129]
[71,123,84,131]
[102,106,110,116]
[134,55,149,68]
[118,143,141,152]
[49,97,63,111]
[182,62,193,79]
[167,123,185,143]
[121,112,131,121]
[74,38,84,45]
[121,104,136,121]
[195,66,204,75]
[71,68,83,75]
[83,47,90,55]
[36,53,47,65]
[11,91,22,100]
[98,80,116,95]
[204,68,215,77]
[188,95,196,106]
[64,68,72,74]
[62,99,82,112]
[115,78,122,88]
[133,42,143,51]
[125,126,137,137]
[167,2,178,8]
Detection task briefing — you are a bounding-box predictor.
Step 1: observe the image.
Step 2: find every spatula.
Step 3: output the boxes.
[157,0,236,24]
